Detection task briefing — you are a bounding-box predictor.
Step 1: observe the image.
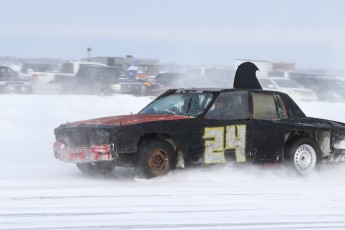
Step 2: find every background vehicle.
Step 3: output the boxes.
[30,61,107,94]
[19,62,60,80]
[40,61,108,84]
[289,75,345,101]
[82,56,159,79]
[0,65,32,94]
[258,77,317,101]
[142,72,184,96]
[62,65,144,95]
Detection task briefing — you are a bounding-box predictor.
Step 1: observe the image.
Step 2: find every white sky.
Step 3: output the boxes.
[1,0,345,69]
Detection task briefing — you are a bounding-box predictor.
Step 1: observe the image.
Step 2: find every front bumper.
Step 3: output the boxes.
[54,141,113,163]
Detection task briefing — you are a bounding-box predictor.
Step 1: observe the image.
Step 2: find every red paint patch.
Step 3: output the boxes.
[54,141,112,163]
[61,114,191,127]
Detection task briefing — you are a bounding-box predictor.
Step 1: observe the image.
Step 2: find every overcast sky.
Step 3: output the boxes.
[1,0,345,69]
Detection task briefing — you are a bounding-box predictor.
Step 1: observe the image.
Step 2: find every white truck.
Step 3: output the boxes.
[31,61,106,94]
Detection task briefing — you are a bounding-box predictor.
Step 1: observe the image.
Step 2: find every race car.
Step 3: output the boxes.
[53,62,345,178]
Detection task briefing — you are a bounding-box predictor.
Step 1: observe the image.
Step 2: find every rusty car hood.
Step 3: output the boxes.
[60,114,192,127]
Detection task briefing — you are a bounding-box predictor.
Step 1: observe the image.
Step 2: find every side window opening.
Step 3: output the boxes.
[252,93,279,120]
[205,91,249,120]
[274,95,289,119]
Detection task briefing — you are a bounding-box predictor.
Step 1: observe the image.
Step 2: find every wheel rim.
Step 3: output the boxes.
[148,149,170,176]
[293,144,317,174]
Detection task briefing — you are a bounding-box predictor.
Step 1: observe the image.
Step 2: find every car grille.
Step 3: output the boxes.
[59,129,111,148]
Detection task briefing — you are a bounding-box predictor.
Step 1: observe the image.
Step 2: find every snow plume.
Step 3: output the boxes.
[164,67,235,89]
[334,140,345,149]
[3,95,345,229]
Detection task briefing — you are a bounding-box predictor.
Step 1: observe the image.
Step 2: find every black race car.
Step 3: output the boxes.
[53,62,345,178]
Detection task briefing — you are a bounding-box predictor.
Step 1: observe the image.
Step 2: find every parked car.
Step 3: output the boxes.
[142,72,185,96]
[61,65,144,95]
[258,77,317,101]
[142,69,234,96]
[29,61,107,85]
[0,65,32,94]
[289,75,345,101]
[26,61,108,94]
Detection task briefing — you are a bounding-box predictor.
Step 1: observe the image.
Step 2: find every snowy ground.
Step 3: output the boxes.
[1,94,345,230]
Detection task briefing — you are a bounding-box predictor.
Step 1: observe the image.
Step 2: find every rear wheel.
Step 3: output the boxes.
[135,139,176,178]
[76,162,116,175]
[285,137,322,174]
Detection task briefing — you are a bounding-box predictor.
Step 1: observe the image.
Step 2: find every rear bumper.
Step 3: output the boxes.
[54,141,113,163]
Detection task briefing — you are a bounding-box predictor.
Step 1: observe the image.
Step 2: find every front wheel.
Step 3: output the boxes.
[285,137,322,174]
[135,139,177,178]
[76,162,116,175]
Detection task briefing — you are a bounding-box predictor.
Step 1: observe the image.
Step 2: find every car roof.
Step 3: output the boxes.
[173,87,286,95]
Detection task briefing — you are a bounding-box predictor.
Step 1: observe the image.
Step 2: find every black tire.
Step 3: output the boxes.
[76,162,116,176]
[135,139,177,178]
[285,137,322,174]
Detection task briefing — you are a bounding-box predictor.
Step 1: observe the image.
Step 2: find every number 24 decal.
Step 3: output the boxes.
[203,125,246,164]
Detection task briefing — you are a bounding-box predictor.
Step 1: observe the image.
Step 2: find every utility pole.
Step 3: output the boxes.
[87,48,92,61]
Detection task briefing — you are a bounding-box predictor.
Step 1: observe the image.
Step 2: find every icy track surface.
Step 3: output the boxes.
[1,94,345,230]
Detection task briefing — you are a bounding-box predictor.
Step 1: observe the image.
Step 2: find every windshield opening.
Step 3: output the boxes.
[139,91,214,117]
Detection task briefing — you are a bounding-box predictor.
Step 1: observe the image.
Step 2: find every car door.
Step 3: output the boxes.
[250,92,289,162]
[201,91,251,164]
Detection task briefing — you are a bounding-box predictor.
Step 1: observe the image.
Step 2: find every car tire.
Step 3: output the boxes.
[285,137,322,174]
[135,139,177,178]
[76,162,116,175]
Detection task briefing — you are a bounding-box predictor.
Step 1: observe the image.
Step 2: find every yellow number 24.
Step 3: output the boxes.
[203,125,246,164]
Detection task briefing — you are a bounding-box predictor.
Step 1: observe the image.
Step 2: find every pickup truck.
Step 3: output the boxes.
[61,65,144,95]
[30,61,106,94]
